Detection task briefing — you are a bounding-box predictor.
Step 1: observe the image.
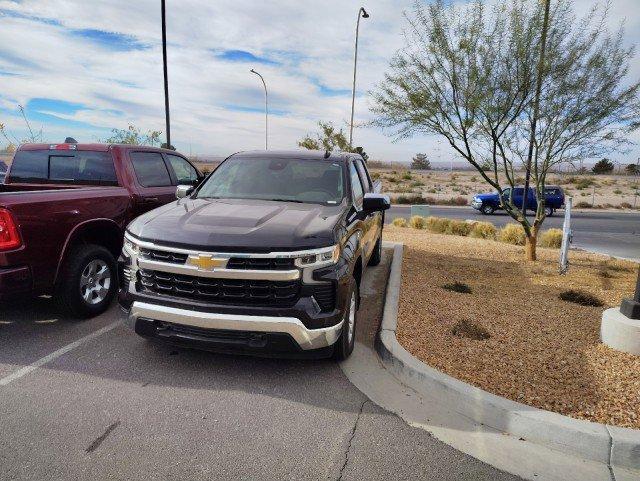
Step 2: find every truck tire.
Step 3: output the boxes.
[481,204,495,215]
[55,244,117,319]
[333,278,359,361]
[544,206,555,217]
[368,235,382,266]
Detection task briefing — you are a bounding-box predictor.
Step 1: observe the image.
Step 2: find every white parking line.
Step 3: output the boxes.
[0,321,120,387]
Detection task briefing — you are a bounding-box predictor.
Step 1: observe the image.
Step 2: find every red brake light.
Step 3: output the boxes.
[0,208,21,251]
[49,144,76,150]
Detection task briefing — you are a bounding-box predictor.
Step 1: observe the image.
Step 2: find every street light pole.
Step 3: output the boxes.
[250,69,268,150]
[349,7,369,149]
[161,0,171,148]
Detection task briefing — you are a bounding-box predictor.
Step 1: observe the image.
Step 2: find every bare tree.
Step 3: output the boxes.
[371,0,640,260]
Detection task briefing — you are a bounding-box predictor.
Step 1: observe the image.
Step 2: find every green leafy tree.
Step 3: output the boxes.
[298,121,368,160]
[411,153,431,170]
[103,124,162,146]
[592,158,614,174]
[371,0,640,260]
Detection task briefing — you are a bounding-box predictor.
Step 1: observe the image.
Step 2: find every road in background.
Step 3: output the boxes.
[386,206,640,261]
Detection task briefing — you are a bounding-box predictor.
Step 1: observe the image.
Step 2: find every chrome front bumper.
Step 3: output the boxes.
[123,301,343,351]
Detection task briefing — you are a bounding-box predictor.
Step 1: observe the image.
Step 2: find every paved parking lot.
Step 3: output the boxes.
[0,251,518,480]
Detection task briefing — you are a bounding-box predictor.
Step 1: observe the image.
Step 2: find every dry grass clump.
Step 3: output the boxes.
[469,221,497,240]
[559,290,604,307]
[452,319,491,341]
[408,215,426,229]
[442,281,472,294]
[446,219,473,236]
[539,228,563,249]
[392,217,408,228]
[425,216,451,234]
[383,225,640,428]
[498,223,526,245]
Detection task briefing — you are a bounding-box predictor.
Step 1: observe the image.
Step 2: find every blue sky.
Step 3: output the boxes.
[0,0,639,165]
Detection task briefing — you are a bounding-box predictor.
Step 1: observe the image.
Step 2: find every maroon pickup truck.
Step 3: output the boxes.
[0,142,202,317]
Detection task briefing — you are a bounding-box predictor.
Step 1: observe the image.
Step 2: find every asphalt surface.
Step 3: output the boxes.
[386,205,640,261]
[0,251,519,481]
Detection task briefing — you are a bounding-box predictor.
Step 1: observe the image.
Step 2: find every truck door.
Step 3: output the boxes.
[129,151,176,215]
[353,158,380,259]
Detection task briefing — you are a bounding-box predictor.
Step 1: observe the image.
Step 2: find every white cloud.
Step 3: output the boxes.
[0,0,638,165]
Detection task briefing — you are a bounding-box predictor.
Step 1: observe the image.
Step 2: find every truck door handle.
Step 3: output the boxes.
[144,197,159,202]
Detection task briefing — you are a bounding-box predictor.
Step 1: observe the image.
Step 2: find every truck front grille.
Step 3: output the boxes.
[137,269,299,307]
[226,257,295,270]
[140,249,188,264]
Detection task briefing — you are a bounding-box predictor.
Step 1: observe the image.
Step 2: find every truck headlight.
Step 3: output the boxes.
[295,245,340,267]
[123,235,140,255]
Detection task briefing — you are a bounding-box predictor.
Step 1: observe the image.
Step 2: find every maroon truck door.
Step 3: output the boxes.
[128,151,176,216]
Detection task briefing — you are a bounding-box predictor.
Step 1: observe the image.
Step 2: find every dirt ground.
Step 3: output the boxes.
[372,168,640,210]
[383,225,640,429]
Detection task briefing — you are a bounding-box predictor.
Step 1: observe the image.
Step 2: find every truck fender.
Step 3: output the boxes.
[54,218,124,285]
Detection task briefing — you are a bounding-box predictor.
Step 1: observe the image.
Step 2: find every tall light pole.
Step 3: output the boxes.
[250,69,268,150]
[161,0,171,148]
[349,7,369,149]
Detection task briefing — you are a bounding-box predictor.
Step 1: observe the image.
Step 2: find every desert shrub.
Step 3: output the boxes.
[402,171,412,180]
[392,217,408,228]
[443,281,472,294]
[451,319,490,340]
[446,219,473,236]
[395,194,427,204]
[575,201,592,208]
[425,216,451,233]
[410,180,424,187]
[559,290,603,307]
[620,202,633,209]
[427,188,437,194]
[498,223,526,245]
[575,178,596,190]
[370,172,381,180]
[469,221,497,240]
[408,215,426,229]
[539,229,563,248]
[613,189,623,195]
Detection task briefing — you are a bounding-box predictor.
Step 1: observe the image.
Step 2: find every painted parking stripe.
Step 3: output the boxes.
[0,321,120,387]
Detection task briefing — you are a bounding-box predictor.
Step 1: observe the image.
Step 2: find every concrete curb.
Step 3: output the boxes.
[377,241,640,476]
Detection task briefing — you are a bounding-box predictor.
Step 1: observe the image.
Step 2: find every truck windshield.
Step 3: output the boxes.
[196,157,345,204]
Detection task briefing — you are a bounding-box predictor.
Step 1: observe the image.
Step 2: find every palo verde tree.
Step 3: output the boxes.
[371,0,640,260]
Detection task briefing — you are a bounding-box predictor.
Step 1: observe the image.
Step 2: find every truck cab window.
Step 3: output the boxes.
[167,154,198,185]
[354,159,372,192]
[349,161,365,208]
[130,152,172,187]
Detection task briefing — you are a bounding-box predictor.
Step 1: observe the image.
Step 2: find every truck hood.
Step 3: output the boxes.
[127,198,345,252]
[474,192,500,201]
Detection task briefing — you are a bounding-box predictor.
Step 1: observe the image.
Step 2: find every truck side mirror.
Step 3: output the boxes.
[176,185,194,199]
[363,193,390,212]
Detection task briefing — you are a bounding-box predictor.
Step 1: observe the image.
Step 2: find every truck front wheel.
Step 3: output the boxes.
[544,206,555,217]
[333,278,359,361]
[481,204,495,215]
[55,244,117,319]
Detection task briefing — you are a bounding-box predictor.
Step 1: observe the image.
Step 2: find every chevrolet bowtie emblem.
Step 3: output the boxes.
[187,255,228,270]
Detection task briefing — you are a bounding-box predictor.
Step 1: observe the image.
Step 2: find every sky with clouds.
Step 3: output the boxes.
[0,0,639,165]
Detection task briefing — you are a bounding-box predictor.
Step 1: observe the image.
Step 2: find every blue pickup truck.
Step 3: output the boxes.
[471,186,565,216]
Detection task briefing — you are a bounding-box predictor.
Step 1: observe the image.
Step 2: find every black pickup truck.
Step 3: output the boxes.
[118,150,389,359]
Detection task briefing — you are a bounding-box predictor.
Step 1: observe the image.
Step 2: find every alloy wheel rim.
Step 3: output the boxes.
[347,292,356,344]
[80,259,111,305]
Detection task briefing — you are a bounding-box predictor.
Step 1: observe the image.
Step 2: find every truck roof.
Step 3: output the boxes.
[18,143,177,153]
[231,150,355,162]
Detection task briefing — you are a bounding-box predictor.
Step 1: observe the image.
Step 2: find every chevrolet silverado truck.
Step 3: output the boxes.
[471,185,565,216]
[118,150,390,359]
[0,142,202,317]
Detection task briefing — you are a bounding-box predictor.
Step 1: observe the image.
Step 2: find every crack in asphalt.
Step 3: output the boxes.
[85,421,120,454]
[337,400,368,481]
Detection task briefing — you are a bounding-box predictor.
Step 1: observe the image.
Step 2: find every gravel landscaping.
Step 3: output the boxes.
[383,226,640,429]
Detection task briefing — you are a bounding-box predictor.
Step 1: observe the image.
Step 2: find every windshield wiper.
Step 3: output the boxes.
[265,198,305,203]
